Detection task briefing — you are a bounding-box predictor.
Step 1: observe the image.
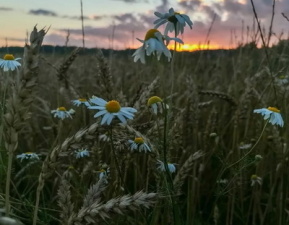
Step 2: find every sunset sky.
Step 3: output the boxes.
[1,0,289,51]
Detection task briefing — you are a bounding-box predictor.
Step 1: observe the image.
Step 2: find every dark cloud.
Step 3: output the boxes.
[0,7,13,11]
[28,8,104,21]
[62,15,103,21]
[178,0,201,10]
[29,9,58,17]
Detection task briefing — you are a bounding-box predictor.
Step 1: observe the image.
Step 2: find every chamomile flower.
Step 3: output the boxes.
[251,174,262,186]
[147,96,166,114]
[16,152,39,162]
[157,160,176,173]
[253,107,284,127]
[239,143,252,150]
[275,75,289,85]
[128,137,151,153]
[88,97,137,125]
[132,29,183,64]
[51,107,75,120]
[75,148,90,158]
[154,8,193,36]
[98,168,110,180]
[72,98,90,107]
[0,54,21,71]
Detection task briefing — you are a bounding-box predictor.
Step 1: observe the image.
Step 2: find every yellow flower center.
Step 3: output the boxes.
[267,107,280,113]
[106,100,121,113]
[279,75,285,79]
[147,96,162,106]
[251,174,258,180]
[57,107,67,111]
[25,152,33,154]
[168,12,180,23]
[68,165,74,170]
[145,29,160,41]
[4,54,15,60]
[99,169,106,173]
[78,98,87,102]
[134,137,144,144]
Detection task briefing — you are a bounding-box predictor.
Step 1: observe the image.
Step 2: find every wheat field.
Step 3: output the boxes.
[0,13,289,225]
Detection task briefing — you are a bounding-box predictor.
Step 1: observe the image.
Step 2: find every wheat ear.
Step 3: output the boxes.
[173,151,205,193]
[33,122,100,225]
[74,191,157,224]
[3,26,46,216]
[198,90,238,106]
[57,177,75,225]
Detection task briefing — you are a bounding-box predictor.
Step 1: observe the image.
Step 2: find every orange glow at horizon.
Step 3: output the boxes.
[168,43,225,52]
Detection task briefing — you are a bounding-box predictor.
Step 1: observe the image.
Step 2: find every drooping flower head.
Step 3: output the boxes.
[16,152,39,162]
[98,168,110,180]
[253,107,284,127]
[88,96,137,125]
[132,29,183,64]
[251,174,262,186]
[147,96,165,114]
[72,98,90,107]
[128,137,151,153]
[75,148,90,159]
[154,8,193,36]
[51,107,75,120]
[157,160,176,173]
[0,54,21,71]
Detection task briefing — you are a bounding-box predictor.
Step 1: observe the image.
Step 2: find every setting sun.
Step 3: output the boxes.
[168,43,222,52]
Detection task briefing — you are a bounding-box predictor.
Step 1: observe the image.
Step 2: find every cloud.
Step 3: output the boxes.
[28,8,104,21]
[29,9,58,17]
[0,7,13,11]
[111,0,148,3]
[39,0,289,50]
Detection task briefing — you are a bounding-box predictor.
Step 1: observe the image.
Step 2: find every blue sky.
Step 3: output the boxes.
[1,0,289,50]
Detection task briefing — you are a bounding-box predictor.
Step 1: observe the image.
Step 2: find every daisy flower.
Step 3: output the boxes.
[147,96,168,114]
[239,143,252,150]
[132,29,183,64]
[98,168,110,180]
[251,174,262,186]
[255,154,263,161]
[157,160,176,173]
[0,54,21,71]
[88,97,137,125]
[75,148,90,158]
[154,8,193,36]
[16,152,39,162]
[275,75,289,85]
[51,107,75,120]
[72,98,90,107]
[128,137,151,153]
[253,107,284,127]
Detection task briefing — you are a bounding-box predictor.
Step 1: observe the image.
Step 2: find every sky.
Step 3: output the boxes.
[1,0,289,51]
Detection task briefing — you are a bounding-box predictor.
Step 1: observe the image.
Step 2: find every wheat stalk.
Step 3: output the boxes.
[74,191,157,224]
[57,177,75,225]
[33,122,101,225]
[173,151,205,193]
[3,26,46,216]
[198,90,238,106]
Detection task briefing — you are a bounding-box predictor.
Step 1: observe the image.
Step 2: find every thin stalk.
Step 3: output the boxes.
[5,150,13,216]
[108,127,127,192]
[250,0,278,105]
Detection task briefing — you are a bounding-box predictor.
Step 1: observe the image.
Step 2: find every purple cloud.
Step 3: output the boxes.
[29,9,58,17]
